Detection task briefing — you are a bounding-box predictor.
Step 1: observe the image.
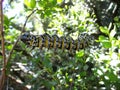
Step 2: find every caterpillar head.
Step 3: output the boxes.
[20,32,37,47]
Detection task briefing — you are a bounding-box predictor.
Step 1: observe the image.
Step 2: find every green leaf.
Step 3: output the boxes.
[24,0,36,9]
[98,35,106,41]
[99,35,111,48]
[102,40,112,48]
[7,45,13,50]
[106,70,118,82]
[99,26,109,35]
[51,86,55,90]
[57,0,62,3]
[4,15,9,27]
[76,50,84,57]
[80,71,86,76]
[50,0,57,5]
[43,55,52,69]
[30,0,36,8]
[103,60,110,64]
[114,17,119,22]
[38,1,46,8]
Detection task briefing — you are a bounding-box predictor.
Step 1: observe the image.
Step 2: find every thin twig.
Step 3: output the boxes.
[6,8,38,63]
[0,0,6,90]
[0,8,37,90]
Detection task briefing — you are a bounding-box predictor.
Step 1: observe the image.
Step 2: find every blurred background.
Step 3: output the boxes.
[1,0,120,90]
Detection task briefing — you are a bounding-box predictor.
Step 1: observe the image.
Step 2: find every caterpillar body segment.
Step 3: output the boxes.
[20,32,94,51]
[42,33,51,49]
[52,35,61,50]
[74,39,80,51]
[38,35,44,49]
[59,36,67,50]
[66,37,74,51]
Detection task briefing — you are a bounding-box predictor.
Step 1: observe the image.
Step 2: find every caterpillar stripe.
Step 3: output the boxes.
[20,32,94,51]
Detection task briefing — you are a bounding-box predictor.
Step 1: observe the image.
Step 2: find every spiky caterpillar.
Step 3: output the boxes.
[20,32,94,51]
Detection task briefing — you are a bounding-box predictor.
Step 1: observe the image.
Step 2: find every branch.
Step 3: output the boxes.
[11,22,23,31]
[6,8,38,63]
[11,22,33,32]
[0,9,38,89]
[0,0,6,90]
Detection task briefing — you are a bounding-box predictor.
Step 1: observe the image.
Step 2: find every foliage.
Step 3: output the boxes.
[1,0,120,90]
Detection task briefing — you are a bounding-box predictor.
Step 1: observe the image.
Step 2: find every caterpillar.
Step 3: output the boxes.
[20,32,94,51]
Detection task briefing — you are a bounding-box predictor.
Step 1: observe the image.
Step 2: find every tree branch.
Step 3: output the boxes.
[6,8,38,63]
[0,8,38,90]
[0,0,6,90]
[11,22,33,32]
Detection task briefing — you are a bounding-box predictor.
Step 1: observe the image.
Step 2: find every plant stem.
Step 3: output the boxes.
[0,0,6,90]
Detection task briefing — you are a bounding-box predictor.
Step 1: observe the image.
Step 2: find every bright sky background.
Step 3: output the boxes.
[3,0,34,30]
[3,0,24,17]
